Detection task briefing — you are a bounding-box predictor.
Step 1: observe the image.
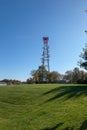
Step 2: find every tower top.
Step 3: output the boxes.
[43,37,49,42]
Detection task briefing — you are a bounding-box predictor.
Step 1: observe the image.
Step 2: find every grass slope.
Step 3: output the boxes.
[0,84,87,130]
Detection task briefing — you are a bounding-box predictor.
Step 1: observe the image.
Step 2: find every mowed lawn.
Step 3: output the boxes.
[0,84,87,130]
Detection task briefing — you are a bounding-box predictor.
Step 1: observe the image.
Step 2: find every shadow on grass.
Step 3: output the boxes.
[42,123,74,130]
[79,120,87,130]
[42,123,63,130]
[43,85,87,102]
[42,120,87,130]
[63,127,74,130]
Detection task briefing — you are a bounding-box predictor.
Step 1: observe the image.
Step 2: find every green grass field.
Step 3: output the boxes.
[0,84,87,130]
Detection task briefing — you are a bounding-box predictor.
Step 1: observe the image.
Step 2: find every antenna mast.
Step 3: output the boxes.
[42,37,50,72]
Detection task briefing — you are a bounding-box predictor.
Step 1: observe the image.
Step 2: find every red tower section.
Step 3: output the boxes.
[42,37,50,72]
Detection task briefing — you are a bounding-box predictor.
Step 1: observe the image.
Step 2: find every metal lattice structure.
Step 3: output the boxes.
[41,37,50,72]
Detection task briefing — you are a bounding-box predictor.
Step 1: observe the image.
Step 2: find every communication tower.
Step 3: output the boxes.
[42,37,50,72]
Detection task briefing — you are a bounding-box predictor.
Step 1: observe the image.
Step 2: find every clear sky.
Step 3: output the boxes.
[0,0,87,81]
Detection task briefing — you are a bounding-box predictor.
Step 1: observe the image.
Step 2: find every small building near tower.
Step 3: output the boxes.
[0,82,7,86]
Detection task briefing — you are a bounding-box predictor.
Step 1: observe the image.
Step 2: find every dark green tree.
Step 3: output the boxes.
[48,71,61,83]
[79,44,87,70]
[64,67,87,83]
[30,65,49,83]
[63,70,73,83]
[31,70,39,83]
[72,68,80,83]
[38,65,49,83]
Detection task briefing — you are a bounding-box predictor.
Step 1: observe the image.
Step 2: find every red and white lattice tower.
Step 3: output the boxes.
[42,37,50,72]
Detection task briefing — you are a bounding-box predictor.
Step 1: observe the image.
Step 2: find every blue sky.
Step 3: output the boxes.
[0,0,87,81]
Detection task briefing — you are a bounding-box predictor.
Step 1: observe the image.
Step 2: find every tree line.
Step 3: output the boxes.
[26,66,87,84]
[0,79,22,85]
[26,44,87,84]
[1,44,87,85]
